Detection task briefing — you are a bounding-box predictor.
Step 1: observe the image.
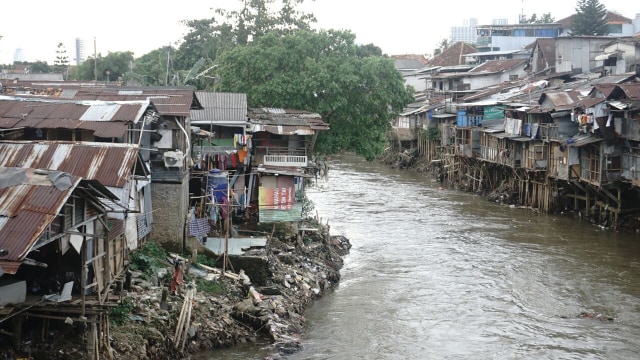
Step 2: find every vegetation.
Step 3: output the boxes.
[7,0,414,160]
[68,51,134,82]
[520,13,555,24]
[109,297,134,325]
[296,190,315,219]
[216,30,413,160]
[129,241,167,276]
[424,127,441,142]
[195,276,227,295]
[54,42,70,79]
[570,0,608,36]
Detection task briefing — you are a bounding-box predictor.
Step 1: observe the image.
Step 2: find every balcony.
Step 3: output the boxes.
[263,154,308,167]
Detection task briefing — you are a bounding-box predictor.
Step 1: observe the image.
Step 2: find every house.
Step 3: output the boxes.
[421,42,478,95]
[0,141,147,250]
[462,59,528,90]
[596,36,640,75]
[555,36,622,75]
[556,11,637,37]
[0,97,156,246]
[188,92,248,239]
[245,108,329,223]
[475,22,561,52]
[0,84,204,251]
[0,166,118,355]
[526,38,557,76]
[392,54,429,92]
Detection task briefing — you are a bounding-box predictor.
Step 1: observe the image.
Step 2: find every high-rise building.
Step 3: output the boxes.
[75,38,91,65]
[451,18,478,44]
[13,48,25,63]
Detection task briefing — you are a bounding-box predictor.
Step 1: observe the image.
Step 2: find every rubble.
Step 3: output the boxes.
[55,220,350,360]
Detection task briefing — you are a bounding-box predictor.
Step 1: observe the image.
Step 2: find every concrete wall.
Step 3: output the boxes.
[150,174,189,253]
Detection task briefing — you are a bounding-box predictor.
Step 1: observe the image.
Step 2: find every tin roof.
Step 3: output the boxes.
[617,83,640,100]
[63,86,202,116]
[0,167,80,274]
[246,108,329,134]
[0,97,149,138]
[191,92,247,126]
[0,141,140,188]
[469,59,527,74]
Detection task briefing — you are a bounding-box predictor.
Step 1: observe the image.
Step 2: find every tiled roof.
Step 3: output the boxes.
[425,42,477,67]
[469,59,527,74]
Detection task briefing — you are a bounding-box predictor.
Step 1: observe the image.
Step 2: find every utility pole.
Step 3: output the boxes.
[93,37,97,82]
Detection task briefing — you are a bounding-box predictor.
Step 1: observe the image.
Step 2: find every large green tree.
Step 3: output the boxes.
[570,0,608,35]
[69,51,134,82]
[216,30,413,160]
[130,47,176,86]
[174,0,316,86]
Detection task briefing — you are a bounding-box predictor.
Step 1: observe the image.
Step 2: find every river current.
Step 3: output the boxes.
[203,153,640,360]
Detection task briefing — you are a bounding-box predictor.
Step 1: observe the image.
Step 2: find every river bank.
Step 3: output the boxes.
[377,148,640,235]
[7,217,350,360]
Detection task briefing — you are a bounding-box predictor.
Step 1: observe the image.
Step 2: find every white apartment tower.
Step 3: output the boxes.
[451,18,478,44]
[74,38,91,65]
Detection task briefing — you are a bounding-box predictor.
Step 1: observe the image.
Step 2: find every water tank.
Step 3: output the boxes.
[206,169,228,203]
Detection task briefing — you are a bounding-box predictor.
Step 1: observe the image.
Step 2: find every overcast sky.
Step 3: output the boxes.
[0,0,637,65]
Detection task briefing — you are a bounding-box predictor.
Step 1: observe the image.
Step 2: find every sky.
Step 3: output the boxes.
[0,0,637,65]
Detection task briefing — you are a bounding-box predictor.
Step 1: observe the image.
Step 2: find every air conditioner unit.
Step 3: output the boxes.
[163,150,183,168]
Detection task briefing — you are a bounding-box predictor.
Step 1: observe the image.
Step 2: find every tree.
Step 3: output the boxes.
[216,30,414,160]
[54,42,70,79]
[130,47,176,86]
[570,0,608,35]
[68,51,133,82]
[176,0,316,75]
[28,61,51,74]
[521,13,555,24]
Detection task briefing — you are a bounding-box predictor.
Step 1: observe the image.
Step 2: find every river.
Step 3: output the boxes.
[201,153,640,360]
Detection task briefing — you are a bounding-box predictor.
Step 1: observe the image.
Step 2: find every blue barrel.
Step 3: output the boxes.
[207,169,228,203]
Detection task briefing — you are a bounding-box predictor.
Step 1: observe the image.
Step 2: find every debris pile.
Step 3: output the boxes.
[103,220,350,359]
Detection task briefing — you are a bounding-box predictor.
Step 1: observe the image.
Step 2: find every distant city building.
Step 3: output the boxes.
[74,38,91,65]
[13,48,25,63]
[451,18,478,44]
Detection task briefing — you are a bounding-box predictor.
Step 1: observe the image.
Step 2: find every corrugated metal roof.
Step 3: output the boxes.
[567,135,603,147]
[191,92,247,126]
[540,91,581,110]
[618,83,640,100]
[247,108,329,134]
[0,98,148,138]
[68,86,201,115]
[0,141,139,188]
[0,167,80,273]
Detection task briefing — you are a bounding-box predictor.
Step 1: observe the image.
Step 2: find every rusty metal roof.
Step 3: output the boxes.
[0,97,149,138]
[0,141,140,188]
[247,108,329,134]
[64,86,202,116]
[618,83,640,100]
[0,167,80,274]
[539,91,581,111]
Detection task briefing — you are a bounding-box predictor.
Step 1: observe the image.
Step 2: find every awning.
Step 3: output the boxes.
[595,53,615,61]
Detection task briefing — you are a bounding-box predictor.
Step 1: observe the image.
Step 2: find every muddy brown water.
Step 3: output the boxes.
[197,153,640,360]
